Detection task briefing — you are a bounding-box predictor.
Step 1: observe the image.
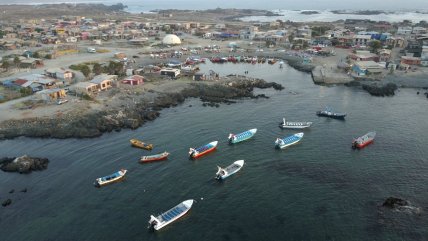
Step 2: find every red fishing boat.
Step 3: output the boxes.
[140,151,169,163]
[352,131,376,149]
[189,141,218,159]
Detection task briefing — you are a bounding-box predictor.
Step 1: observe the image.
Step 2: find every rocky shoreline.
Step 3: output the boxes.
[0,77,283,140]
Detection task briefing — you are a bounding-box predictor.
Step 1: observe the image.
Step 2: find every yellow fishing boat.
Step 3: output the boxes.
[130,139,153,150]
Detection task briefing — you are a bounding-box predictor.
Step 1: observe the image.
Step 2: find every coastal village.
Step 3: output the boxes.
[0,5,427,115]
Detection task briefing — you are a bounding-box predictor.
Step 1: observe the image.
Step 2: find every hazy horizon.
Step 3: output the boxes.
[1,0,428,11]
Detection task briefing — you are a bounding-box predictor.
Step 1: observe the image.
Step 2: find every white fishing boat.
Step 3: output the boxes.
[279,118,312,129]
[215,160,245,180]
[275,133,304,149]
[148,199,194,231]
[94,169,127,187]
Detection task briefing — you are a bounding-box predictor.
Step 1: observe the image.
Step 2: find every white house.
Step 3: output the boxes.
[397,27,412,36]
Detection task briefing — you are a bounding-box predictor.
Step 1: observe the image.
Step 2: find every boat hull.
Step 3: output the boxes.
[228,129,257,144]
[190,147,216,158]
[316,111,346,120]
[149,199,194,231]
[130,139,153,150]
[189,141,218,159]
[140,152,169,163]
[94,170,127,187]
[352,131,376,149]
[216,160,244,180]
[275,133,304,149]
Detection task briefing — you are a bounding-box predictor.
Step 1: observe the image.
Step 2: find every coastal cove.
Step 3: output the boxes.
[1,63,428,241]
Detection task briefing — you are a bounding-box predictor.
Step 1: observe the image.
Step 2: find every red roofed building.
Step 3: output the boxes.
[122,75,144,85]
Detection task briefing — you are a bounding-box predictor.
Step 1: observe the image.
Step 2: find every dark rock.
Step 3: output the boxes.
[2,199,12,207]
[0,155,49,174]
[345,81,361,87]
[9,189,14,193]
[362,83,398,96]
[20,188,27,193]
[382,197,409,209]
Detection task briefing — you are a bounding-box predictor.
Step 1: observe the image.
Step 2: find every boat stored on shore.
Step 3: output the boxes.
[94,169,127,187]
[148,199,194,231]
[228,129,257,144]
[140,151,169,163]
[130,139,153,150]
[352,131,376,149]
[279,118,312,129]
[189,141,218,158]
[275,133,304,149]
[316,107,346,120]
[216,160,245,180]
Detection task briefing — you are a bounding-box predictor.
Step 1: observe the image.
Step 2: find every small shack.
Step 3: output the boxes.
[73,82,98,95]
[193,72,206,81]
[90,74,117,91]
[160,68,180,78]
[122,75,144,85]
[35,88,67,101]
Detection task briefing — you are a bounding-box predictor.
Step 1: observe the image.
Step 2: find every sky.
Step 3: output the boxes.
[1,0,428,11]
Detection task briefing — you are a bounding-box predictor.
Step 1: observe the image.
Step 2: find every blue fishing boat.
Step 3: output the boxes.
[228,128,257,144]
[275,133,304,149]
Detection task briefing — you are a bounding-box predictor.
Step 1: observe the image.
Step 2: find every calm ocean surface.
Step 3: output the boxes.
[1,62,428,241]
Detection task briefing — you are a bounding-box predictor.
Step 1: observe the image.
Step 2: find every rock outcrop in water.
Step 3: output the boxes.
[0,155,49,174]
[381,197,422,215]
[382,197,409,208]
[2,199,12,207]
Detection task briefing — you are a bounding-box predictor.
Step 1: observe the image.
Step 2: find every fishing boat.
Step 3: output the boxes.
[279,118,312,129]
[140,151,169,163]
[94,169,127,187]
[352,131,376,149]
[228,128,257,144]
[216,160,245,180]
[189,141,218,159]
[148,199,194,231]
[275,133,304,149]
[130,139,153,150]
[316,107,346,120]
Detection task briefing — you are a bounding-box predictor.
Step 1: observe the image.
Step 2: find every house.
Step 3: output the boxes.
[18,74,56,89]
[352,61,383,76]
[20,58,44,69]
[397,27,412,36]
[90,74,117,91]
[353,35,372,46]
[378,49,392,62]
[400,56,421,66]
[240,26,258,40]
[45,68,74,84]
[349,50,379,62]
[405,40,422,57]
[73,82,98,95]
[421,46,428,67]
[35,88,67,101]
[121,75,144,85]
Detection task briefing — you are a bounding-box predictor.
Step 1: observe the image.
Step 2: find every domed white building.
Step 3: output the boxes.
[162,34,181,45]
